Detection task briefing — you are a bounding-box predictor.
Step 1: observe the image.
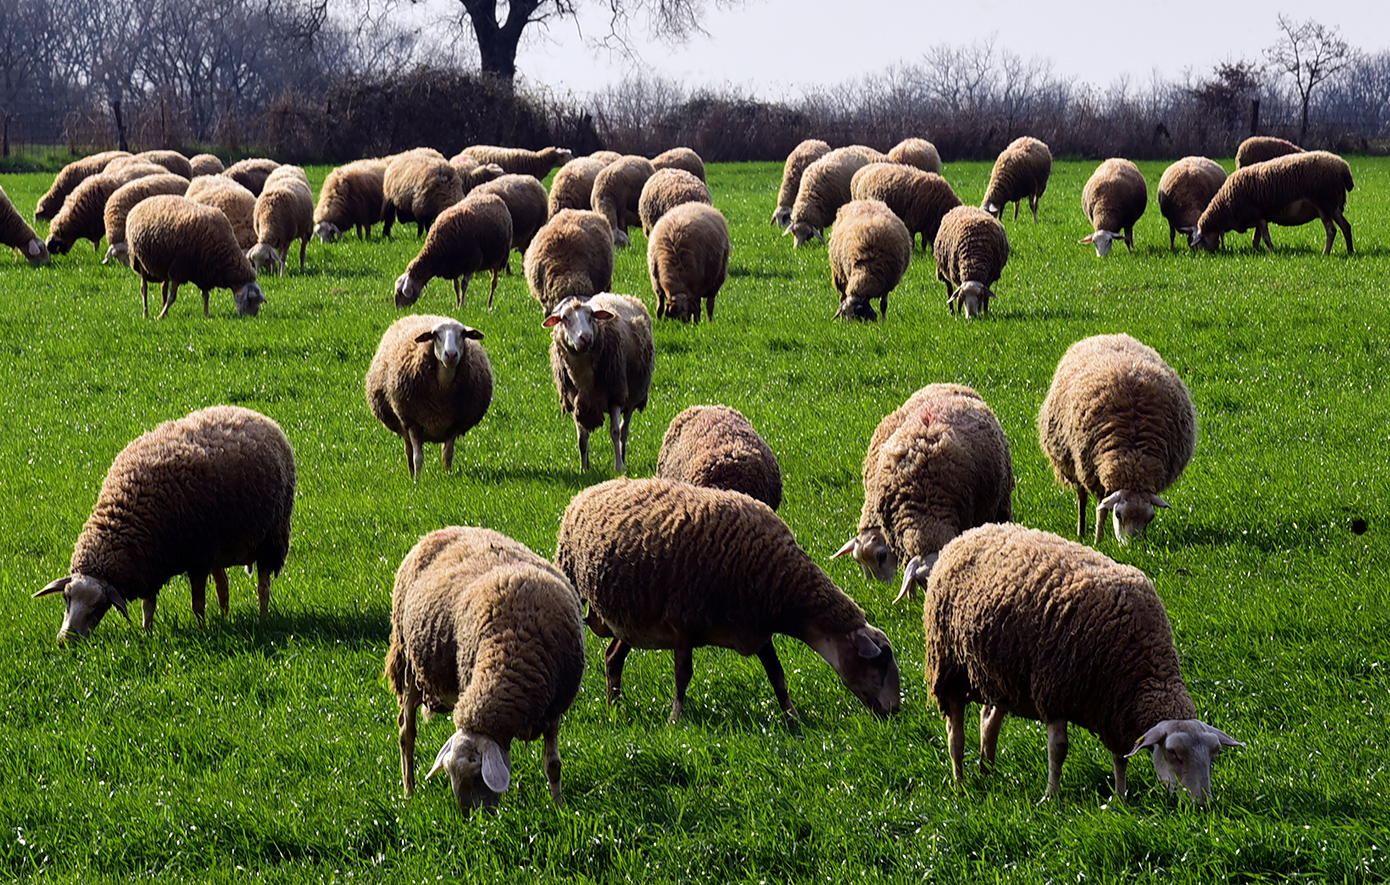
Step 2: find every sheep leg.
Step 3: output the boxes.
[542,717,564,807]
[1168,224,1176,250]
[214,569,231,614]
[298,238,306,270]
[1013,201,1021,221]
[1124,227,1134,252]
[1075,486,1088,540]
[655,287,666,319]
[1111,752,1129,801]
[142,597,158,631]
[943,698,967,783]
[878,293,888,320]
[979,704,1005,773]
[1030,194,1040,222]
[1321,214,1337,256]
[1045,719,1069,797]
[382,205,396,238]
[406,428,424,481]
[441,437,455,471]
[141,278,150,318]
[755,640,798,723]
[255,563,272,615]
[610,405,625,474]
[486,269,500,308]
[457,274,471,309]
[577,426,591,471]
[1094,502,1107,546]
[603,638,630,702]
[189,570,209,623]
[705,296,715,323]
[1334,212,1354,254]
[398,684,422,797]
[201,288,211,318]
[670,641,694,723]
[156,282,177,320]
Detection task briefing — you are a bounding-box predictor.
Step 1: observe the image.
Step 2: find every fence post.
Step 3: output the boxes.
[1249,99,1260,138]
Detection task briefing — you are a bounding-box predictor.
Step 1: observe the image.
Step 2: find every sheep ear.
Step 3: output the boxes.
[1099,490,1124,509]
[1127,721,1173,757]
[34,577,71,598]
[541,314,562,328]
[480,738,511,794]
[1079,233,1095,244]
[427,732,457,779]
[590,309,614,321]
[813,228,825,243]
[1206,725,1244,749]
[831,538,858,559]
[892,552,938,604]
[461,326,485,341]
[850,628,882,659]
[414,330,437,343]
[1149,494,1171,509]
[1188,229,1204,247]
[28,239,43,257]
[103,581,131,622]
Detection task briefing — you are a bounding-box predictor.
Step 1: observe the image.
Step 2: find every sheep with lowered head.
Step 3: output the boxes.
[383,149,465,238]
[102,173,191,265]
[125,194,267,319]
[1157,157,1227,250]
[185,174,258,249]
[189,154,225,177]
[647,202,729,323]
[981,136,1051,221]
[223,158,280,196]
[35,150,131,221]
[1234,136,1302,168]
[448,154,506,194]
[247,165,314,276]
[314,159,388,243]
[828,199,912,321]
[524,209,615,313]
[33,405,295,639]
[1,183,50,266]
[933,206,1009,318]
[651,146,706,181]
[850,162,962,251]
[887,137,942,174]
[45,161,166,256]
[385,526,584,810]
[925,522,1243,803]
[395,192,513,309]
[638,167,712,236]
[454,145,573,179]
[786,146,883,246]
[1079,158,1148,256]
[591,155,656,248]
[656,405,782,511]
[131,150,193,179]
[548,157,611,219]
[772,138,830,229]
[1190,150,1354,255]
[470,173,550,255]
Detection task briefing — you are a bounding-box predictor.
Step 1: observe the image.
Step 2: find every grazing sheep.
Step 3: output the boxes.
[981,136,1052,221]
[384,149,466,238]
[447,154,506,194]
[102,173,191,266]
[850,163,962,251]
[247,167,314,276]
[394,193,513,309]
[223,158,281,196]
[125,194,267,319]
[45,161,166,256]
[366,315,493,480]
[185,174,258,249]
[35,150,131,221]
[1190,150,1354,255]
[827,199,912,322]
[786,146,884,246]
[638,167,712,236]
[33,405,295,639]
[189,154,225,176]
[772,138,831,229]
[555,477,901,723]
[1079,158,1149,256]
[543,293,654,474]
[591,155,656,248]
[1235,136,1303,168]
[932,206,1009,318]
[647,202,729,323]
[1038,333,1196,545]
[887,137,942,174]
[833,384,1013,603]
[131,150,193,179]
[651,146,706,182]
[454,145,573,179]
[1,183,50,266]
[924,523,1243,803]
[548,157,610,219]
[656,405,782,510]
[1156,157,1227,249]
[470,174,549,255]
[314,158,388,243]
[523,209,615,313]
[588,150,623,165]
[384,526,584,809]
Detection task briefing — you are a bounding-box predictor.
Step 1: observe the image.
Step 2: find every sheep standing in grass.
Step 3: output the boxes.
[223,158,281,196]
[394,193,513,310]
[786,146,883,246]
[591,155,656,248]
[638,168,712,236]
[1079,158,1149,256]
[850,162,962,251]
[35,150,131,221]
[523,209,615,312]
[314,159,388,243]
[45,161,165,256]
[102,173,191,265]
[887,137,942,174]
[454,145,572,179]
[772,139,830,229]
[828,199,912,321]
[366,315,493,480]
[1235,136,1302,168]
[247,166,314,276]
[651,146,706,181]
[548,157,611,219]
[555,478,901,723]
[33,405,295,639]
[1,183,50,266]
[834,384,1013,603]
[186,174,258,249]
[1038,333,1195,545]
[924,523,1243,803]
[647,202,729,323]
[933,206,1009,318]
[470,174,549,255]
[1190,151,1354,255]
[1156,157,1227,250]
[385,526,584,809]
[656,405,782,510]
[126,195,267,319]
[981,136,1051,221]
[383,149,465,237]
[544,293,654,473]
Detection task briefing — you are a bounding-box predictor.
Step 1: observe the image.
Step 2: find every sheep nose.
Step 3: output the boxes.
[443,349,461,366]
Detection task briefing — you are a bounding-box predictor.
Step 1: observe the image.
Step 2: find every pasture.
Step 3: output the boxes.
[1,157,1388,883]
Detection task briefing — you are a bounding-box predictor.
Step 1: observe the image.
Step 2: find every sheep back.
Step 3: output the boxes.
[787,147,878,245]
[646,202,729,323]
[1235,136,1303,168]
[456,145,573,179]
[384,151,465,236]
[828,199,912,321]
[850,163,962,250]
[103,173,192,263]
[887,137,942,174]
[223,158,281,196]
[189,154,225,176]
[470,174,550,253]
[773,139,831,227]
[1156,157,1227,247]
[35,150,130,221]
[981,136,1051,221]
[186,175,258,249]
[524,209,615,312]
[591,156,656,247]
[549,157,609,219]
[133,150,193,179]
[657,405,782,510]
[1082,158,1148,235]
[651,146,706,182]
[932,206,1009,316]
[1,183,50,266]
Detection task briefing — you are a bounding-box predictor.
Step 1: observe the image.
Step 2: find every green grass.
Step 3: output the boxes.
[2,157,1388,883]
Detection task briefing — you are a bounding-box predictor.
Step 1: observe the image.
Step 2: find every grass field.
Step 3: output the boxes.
[2,156,1388,883]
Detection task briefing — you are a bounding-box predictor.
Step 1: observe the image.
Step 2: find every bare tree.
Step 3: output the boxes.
[1264,14,1357,144]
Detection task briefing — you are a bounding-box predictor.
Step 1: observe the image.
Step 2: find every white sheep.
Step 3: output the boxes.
[394,192,513,309]
[850,162,962,251]
[524,209,615,313]
[637,167,712,236]
[827,199,912,321]
[646,202,729,323]
[772,139,830,229]
[932,206,1009,318]
[591,155,656,248]
[981,136,1051,221]
[102,173,191,266]
[247,166,314,276]
[1156,157,1227,250]
[314,159,388,243]
[1079,158,1149,257]
[125,194,267,319]
[1190,150,1354,255]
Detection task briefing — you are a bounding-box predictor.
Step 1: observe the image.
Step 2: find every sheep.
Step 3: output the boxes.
[827,199,912,322]
[394,192,513,309]
[1190,150,1354,255]
[548,157,610,219]
[932,205,1009,318]
[543,292,654,474]
[314,158,388,243]
[587,150,623,165]
[447,154,506,193]
[981,136,1052,222]
[247,167,314,276]
[470,174,549,255]
[454,145,573,179]
[523,209,615,313]
[384,526,584,809]
[1038,333,1196,545]
[772,138,830,229]
[131,150,193,179]
[365,315,493,480]
[189,153,225,176]
[1079,158,1149,256]
[850,162,961,252]
[638,167,712,236]
[185,174,258,249]
[35,150,131,221]
[651,146,706,182]
[591,155,656,248]
[555,477,901,723]
[656,405,782,510]
[785,146,884,246]
[887,137,942,174]
[646,202,729,323]
[33,405,295,640]
[1235,136,1303,168]
[832,383,1014,604]
[1,183,50,266]
[924,523,1243,803]
[383,149,465,237]
[1156,157,1227,249]
[223,158,281,196]
[44,160,166,256]
[125,194,267,319]
[102,173,191,266]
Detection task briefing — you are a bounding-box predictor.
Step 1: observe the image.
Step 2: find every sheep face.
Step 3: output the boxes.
[833,529,897,584]
[1128,719,1243,805]
[771,206,792,230]
[543,297,614,352]
[948,282,991,319]
[32,574,131,641]
[234,282,267,317]
[395,271,425,307]
[820,626,901,718]
[427,730,511,812]
[25,237,51,267]
[1081,230,1120,257]
[836,296,878,322]
[103,242,129,266]
[1098,489,1170,544]
[45,235,72,256]
[666,291,702,323]
[247,243,283,277]
[982,201,1003,219]
[785,222,823,247]
[1189,228,1222,252]
[414,321,483,369]
[314,221,342,243]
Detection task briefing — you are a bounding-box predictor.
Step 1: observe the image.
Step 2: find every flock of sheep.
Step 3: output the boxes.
[11,131,1334,813]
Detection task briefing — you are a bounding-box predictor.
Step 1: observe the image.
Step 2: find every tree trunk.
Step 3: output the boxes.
[460,0,540,85]
[1249,99,1260,138]
[113,100,129,152]
[1299,88,1312,145]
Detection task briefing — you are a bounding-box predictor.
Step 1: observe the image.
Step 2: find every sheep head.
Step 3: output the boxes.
[247,243,283,277]
[1080,230,1121,257]
[314,221,342,243]
[771,206,792,230]
[948,281,992,319]
[33,574,131,641]
[415,320,482,378]
[1188,227,1221,252]
[26,237,51,267]
[543,296,614,352]
[394,271,425,307]
[234,282,267,317]
[428,730,511,812]
[832,528,896,585]
[784,221,823,247]
[1127,719,1243,806]
[45,235,72,256]
[1097,489,1170,544]
[811,625,901,718]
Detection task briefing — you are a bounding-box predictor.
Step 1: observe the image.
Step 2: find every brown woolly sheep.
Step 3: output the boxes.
[887,137,942,174]
[656,405,782,510]
[447,154,506,194]
[981,136,1051,221]
[470,174,549,255]
[46,161,166,256]
[1079,158,1149,256]
[786,146,884,246]
[1234,136,1303,168]
[384,149,465,238]
[524,209,615,313]
[772,139,831,229]
[850,162,962,251]
[591,155,656,248]
[548,157,610,219]
[102,173,192,265]
[186,174,258,249]
[223,158,281,196]
[131,150,193,179]
[638,167,712,236]
[454,145,573,179]
[828,199,912,321]
[650,146,706,181]
[247,167,314,276]
[1,183,50,266]
[314,159,388,243]
[394,193,513,309]
[647,202,729,323]
[1157,157,1227,249]
[933,206,1009,318]
[1191,150,1354,255]
[35,150,132,221]
[125,194,267,319]
[189,154,225,176]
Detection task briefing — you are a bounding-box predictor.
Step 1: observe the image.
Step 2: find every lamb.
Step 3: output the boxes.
[35,150,131,221]
[555,477,901,723]
[1038,333,1196,545]
[771,138,830,229]
[646,202,729,323]
[383,149,465,237]
[656,405,782,510]
[470,174,549,254]
[1,183,50,266]
[185,174,258,249]
[384,526,585,810]
[932,205,1009,318]
[981,136,1052,221]
[394,193,513,309]
[523,209,615,312]
[638,167,712,236]
[33,405,295,639]
[591,155,656,248]
[1235,136,1303,168]
[125,194,267,319]
[924,523,1243,803]
[887,137,942,174]
[650,146,706,182]
[1079,158,1149,256]
[785,146,884,246]
[223,158,281,196]
[447,154,505,193]
[1156,157,1227,249]
[189,154,225,176]
[102,173,191,265]
[543,292,654,473]
[454,145,573,179]
[548,157,610,219]
[314,158,388,242]
[132,150,193,179]
[45,161,166,256]
[827,199,912,322]
[365,315,493,480]
[850,162,961,251]
[247,166,314,276]
[832,383,1014,603]
[1189,150,1354,255]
